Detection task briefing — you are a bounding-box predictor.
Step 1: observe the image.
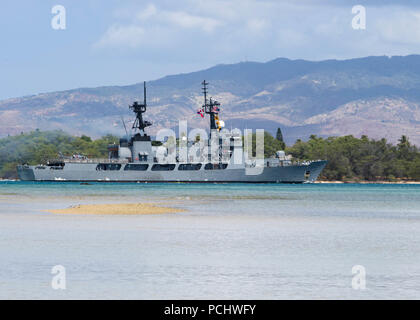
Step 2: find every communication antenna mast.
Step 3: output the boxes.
[129,81,152,136]
[199,80,221,134]
[120,115,128,138]
[202,80,208,106]
[144,80,147,107]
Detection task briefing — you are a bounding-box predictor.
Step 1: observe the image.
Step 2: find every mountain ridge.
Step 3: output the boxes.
[1,55,420,145]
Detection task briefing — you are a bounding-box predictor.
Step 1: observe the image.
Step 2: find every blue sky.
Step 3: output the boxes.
[1,0,420,100]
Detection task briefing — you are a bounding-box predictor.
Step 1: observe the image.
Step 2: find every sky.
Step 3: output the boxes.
[1,0,420,100]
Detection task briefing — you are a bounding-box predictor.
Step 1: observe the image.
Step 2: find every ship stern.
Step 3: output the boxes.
[16,165,35,181]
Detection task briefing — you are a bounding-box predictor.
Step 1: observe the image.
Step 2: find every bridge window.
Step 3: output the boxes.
[124,164,149,171]
[178,163,202,171]
[151,164,176,171]
[204,163,228,170]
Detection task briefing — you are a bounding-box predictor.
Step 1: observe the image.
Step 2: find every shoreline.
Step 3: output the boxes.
[2,178,420,184]
[316,180,420,184]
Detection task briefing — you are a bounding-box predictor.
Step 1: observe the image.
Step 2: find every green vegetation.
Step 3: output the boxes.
[0,130,118,179]
[286,134,420,181]
[246,131,419,181]
[245,131,286,158]
[275,127,286,150]
[0,130,419,181]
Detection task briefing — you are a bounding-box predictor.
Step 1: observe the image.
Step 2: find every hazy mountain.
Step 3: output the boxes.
[1,55,420,145]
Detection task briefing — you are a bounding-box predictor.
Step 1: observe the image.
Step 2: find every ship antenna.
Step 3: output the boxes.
[202,80,208,106]
[121,115,128,138]
[144,81,147,107]
[200,80,221,135]
[129,81,152,136]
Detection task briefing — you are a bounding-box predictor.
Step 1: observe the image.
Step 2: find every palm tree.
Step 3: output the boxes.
[398,135,410,148]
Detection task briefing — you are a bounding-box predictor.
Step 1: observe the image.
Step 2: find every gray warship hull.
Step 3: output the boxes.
[17,160,327,183]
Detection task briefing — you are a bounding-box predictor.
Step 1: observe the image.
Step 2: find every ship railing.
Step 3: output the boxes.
[287,159,324,166]
[267,159,323,167]
[47,158,130,164]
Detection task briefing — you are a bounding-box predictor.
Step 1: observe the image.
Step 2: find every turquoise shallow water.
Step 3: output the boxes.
[0,181,420,299]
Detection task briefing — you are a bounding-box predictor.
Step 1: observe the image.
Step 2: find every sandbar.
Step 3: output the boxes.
[46,203,185,215]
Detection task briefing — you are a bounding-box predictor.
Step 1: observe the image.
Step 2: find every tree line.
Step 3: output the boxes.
[0,130,118,179]
[0,129,419,181]
[285,134,420,181]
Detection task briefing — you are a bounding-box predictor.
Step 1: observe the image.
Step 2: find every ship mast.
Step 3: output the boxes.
[130,81,152,137]
[201,80,221,134]
[202,80,208,107]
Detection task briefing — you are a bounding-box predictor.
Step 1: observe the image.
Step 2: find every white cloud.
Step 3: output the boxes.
[137,3,157,21]
[94,3,224,49]
[161,11,222,32]
[93,0,420,62]
[94,25,145,49]
[375,9,420,45]
[246,18,269,34]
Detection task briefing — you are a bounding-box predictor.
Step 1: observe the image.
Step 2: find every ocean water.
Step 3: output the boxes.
[0,181,420,299]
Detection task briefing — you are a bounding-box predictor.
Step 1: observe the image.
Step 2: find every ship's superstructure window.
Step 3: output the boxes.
[178,163,202,171]
[204,163,228,170]
[124,164,149,171]
[151,164,176,171]
[96,163,122,171]
[47,162,65,167]
[138,154,148,162]
[47,162,65,170]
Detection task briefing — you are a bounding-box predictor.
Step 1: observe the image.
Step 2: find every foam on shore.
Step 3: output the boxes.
[47,203,185,215]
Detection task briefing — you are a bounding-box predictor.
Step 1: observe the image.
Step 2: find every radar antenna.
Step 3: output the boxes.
[200,80,221,133]
[129,81,152,136]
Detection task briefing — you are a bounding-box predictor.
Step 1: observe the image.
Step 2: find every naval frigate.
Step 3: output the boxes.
[17,81,327,183]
